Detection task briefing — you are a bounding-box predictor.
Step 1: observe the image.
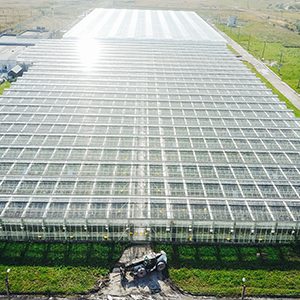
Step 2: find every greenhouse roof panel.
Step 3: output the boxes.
[0,10,299,243]
[63,9,226,42]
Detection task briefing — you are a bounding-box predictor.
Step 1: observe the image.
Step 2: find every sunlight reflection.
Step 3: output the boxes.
[77,39,99,71]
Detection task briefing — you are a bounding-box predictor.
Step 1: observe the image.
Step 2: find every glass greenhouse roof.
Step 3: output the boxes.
[63,9,226,42]
[0,9,299,242]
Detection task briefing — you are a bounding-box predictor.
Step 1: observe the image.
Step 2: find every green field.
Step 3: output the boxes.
[217,24,300,94]
[0,241,300,296]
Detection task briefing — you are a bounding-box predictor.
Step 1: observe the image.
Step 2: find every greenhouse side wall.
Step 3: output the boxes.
[0,219,298,244]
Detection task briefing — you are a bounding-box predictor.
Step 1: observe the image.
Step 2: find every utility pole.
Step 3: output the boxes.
[279,51,283,65]
[261,41,266,59]
[247,35,251,51]
[5,269,11,300]
[241,277,246,300]
[278,51,283,75]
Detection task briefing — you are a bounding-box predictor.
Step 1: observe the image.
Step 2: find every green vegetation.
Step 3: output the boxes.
[170,269,300,297]
[0,266,106,294]
[242,60,300,117]
[0,242,300,296]
[217,24,300,93]
[153,243,300,297]
[0,81,10,94]
[0,241,126,294]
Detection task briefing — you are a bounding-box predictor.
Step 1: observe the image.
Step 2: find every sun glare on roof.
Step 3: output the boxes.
[77,39,99,70]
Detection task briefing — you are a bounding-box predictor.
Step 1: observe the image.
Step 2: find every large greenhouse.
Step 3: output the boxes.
[0,9,299,244]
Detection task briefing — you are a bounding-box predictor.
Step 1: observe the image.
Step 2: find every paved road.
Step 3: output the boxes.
[214,26,300,110]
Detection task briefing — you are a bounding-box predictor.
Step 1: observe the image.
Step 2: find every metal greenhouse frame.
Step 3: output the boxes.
[0,9,299,244]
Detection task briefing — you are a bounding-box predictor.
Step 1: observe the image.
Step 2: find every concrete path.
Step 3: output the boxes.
[214,26,300,110]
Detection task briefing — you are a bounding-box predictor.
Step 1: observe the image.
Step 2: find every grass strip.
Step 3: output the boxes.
[170,268,300,297]
[0,266,107,294]
[0,81,10,94]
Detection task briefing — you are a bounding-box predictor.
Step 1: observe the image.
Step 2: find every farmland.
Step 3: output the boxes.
[199,0,300,95]
[0,0,109,34]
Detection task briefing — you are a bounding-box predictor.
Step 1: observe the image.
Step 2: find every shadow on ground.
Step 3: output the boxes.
[0,241,299,271]
[0,241,127,268]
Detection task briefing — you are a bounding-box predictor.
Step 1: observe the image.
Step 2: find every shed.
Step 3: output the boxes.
[8,64,23,78]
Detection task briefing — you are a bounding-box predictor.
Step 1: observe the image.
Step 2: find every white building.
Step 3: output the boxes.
[0,45,26,73]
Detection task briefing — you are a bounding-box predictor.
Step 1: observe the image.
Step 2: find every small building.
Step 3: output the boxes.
[0,45,26,73]
[227,16,238,27]
[8,64,23,78]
